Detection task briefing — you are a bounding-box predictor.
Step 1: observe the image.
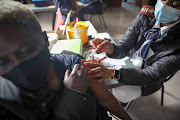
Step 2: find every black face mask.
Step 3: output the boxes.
[2,47,50,89]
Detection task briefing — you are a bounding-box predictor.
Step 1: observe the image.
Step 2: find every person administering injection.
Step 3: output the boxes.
[84,0,180,98]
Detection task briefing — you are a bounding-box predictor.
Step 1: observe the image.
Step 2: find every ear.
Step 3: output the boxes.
[42,31,49,47]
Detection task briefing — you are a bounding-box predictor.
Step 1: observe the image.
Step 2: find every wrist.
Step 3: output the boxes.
[107,44,114,54]
[70,87,87,94]
[109,69,114,79]
[65,88,87,97]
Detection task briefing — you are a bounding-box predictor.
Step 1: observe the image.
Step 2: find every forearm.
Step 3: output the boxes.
[118,54,180,86]
[99,92,131,120]
[106,44,130,59]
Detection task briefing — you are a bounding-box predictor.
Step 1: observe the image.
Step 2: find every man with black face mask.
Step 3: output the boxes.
[0,1,131,120]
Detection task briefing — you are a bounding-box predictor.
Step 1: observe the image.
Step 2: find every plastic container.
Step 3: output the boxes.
[66,21,89,44]
[47,33,58,50]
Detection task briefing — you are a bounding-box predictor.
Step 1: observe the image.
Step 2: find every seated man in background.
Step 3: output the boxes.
[85,0,180,101]
[53,0,102,28]
[0,1,131,120]
[53,0,79,27]
[78,0,102,21]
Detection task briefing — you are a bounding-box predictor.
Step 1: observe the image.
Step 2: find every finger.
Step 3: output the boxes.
[83,62,100,68]
[80,59,85,65]
[87,59,98,63]
[97,41,106,49]
[99,41,112,51]
[89,39,98,49]
[90,67,102,74]
[96,42,108,53]
[92,80,97,83]
[101,47,106,52]
[97,78,104,83]
[84,66,92,71]
[90,77,104,83]
[96,49,103,54]
[90,38,104,48]
[73,64,80,71]
[71,64,80,75]
[65,69,70,78]
[80,66,88,75]
[93,72,104,78]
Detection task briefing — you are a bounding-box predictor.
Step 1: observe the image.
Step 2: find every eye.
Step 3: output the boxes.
[15,46,36,59]
[172,1,180,8]
[0,57,13,66]
[161,0,167,2]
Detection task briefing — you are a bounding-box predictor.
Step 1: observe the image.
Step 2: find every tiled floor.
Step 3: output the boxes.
[38,1,180,119]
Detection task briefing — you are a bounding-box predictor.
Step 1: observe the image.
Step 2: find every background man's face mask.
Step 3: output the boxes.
[155,0,180,23]
[2,47,51,89]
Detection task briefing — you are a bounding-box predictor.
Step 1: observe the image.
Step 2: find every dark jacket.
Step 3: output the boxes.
[0,54,97,120]
[107,13,180,96]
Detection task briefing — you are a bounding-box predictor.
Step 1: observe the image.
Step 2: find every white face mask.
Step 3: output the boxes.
[155,0,180,23]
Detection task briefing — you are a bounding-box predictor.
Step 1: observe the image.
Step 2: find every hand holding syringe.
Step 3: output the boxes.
[86,47,107,64]
[86,47,99,61]
[89,38,114,54]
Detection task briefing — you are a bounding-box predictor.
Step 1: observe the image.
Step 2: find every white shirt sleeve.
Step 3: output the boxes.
[0,76,20,102]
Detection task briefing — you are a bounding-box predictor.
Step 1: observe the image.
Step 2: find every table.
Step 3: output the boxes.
[25,3,55,13]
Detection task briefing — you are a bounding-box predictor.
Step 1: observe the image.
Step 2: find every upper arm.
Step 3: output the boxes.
[118,14,141,50]
[62,55,81,71]
[51,54,81,71]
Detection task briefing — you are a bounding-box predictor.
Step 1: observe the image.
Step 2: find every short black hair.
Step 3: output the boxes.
[148,0,158,7]
[0,0,42,34]
[0,0,45,58]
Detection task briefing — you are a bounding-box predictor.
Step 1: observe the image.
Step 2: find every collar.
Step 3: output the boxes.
[153,20,180,36]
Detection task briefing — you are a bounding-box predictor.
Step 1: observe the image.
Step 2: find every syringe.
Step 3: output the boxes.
[86,47,98,61]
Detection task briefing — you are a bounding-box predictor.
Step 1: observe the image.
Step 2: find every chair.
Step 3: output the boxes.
[86,10,107,29]
[161,73,177,106]
[102,0,112,12]
[110,72,177,111]
[85,1,107,29]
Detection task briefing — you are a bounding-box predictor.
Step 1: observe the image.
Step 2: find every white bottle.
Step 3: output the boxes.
[73,23,81,39]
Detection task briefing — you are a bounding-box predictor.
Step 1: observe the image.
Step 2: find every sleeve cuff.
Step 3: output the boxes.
[65,88,88,99]
[118,68,123,83]
[106,44,118,58]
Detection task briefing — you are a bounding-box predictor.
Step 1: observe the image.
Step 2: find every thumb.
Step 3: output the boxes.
[65,69,70,78]
[98,41,108,48]
[89,41,97,49]
[96,41,107,53]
